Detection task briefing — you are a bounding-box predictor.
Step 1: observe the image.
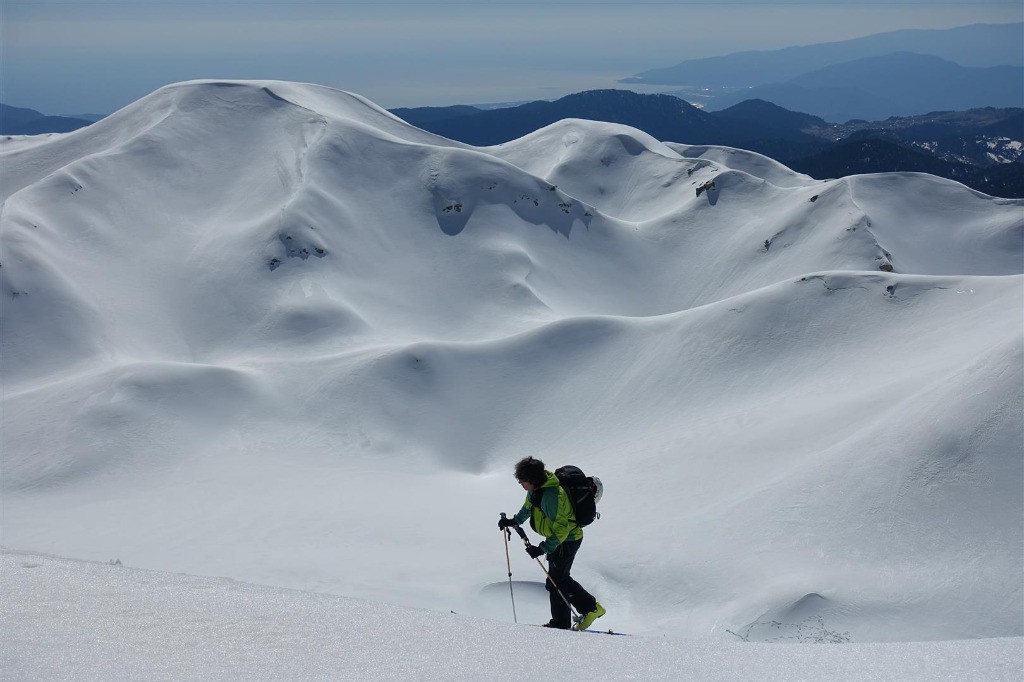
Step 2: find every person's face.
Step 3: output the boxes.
[519,479,536,491]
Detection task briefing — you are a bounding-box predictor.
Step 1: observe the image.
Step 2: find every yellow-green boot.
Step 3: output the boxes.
[573,603,606,631]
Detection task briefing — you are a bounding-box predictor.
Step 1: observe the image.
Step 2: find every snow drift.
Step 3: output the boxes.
[1,80,1021,644]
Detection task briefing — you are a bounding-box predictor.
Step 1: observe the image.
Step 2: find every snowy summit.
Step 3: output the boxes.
[1,80,1021,678]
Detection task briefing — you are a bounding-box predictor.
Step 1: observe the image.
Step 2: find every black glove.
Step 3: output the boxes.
[526,544,545,559]
[498,516,518,530]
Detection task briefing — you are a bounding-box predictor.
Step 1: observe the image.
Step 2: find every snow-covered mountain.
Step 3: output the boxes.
[2,81,1021,648]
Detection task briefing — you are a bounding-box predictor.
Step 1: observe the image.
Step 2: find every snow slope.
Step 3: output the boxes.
[1,80,1021,648]
[3,551,1021,681]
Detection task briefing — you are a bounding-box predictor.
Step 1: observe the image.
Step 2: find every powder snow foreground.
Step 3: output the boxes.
[1,551,1021,681]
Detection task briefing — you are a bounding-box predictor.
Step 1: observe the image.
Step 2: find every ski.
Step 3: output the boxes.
[526,624,630,636]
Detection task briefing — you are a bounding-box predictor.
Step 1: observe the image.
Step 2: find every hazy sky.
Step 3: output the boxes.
[2,1,1022,114]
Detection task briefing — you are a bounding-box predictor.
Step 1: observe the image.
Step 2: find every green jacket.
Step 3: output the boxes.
[513,470,583,553]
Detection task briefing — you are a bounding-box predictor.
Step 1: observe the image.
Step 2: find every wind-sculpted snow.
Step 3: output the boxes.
[487,119,689,222]
[846,173,1024,275]
[665,143,815,189]
[3,552,1022,681]
[1,80,1021,647]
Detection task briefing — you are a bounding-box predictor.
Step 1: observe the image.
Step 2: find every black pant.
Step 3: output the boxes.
[544,538,597,628]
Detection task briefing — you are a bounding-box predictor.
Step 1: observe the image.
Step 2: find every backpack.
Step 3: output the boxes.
[532,465,603,527]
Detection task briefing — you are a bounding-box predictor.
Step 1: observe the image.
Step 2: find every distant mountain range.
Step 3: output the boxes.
[1,103,96,135]
[787,139,1024,200]
[625,23,1023,122]
[393,90,838,162]
[625,22,1023,86]
[824,108,1024,167]
[705,52,1023,121]
[392,90,1024,197]
[398,89,737,146]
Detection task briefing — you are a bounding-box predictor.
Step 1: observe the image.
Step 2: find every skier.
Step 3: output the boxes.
[498,456,606,630]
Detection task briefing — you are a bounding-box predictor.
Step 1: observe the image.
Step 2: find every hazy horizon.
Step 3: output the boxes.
[2,1,1023,115]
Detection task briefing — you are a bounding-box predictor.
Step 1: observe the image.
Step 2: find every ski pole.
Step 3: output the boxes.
[500,513,518,623]
[509,523,581,624]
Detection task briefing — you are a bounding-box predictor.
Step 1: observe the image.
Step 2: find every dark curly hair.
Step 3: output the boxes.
[514,457,546,486]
